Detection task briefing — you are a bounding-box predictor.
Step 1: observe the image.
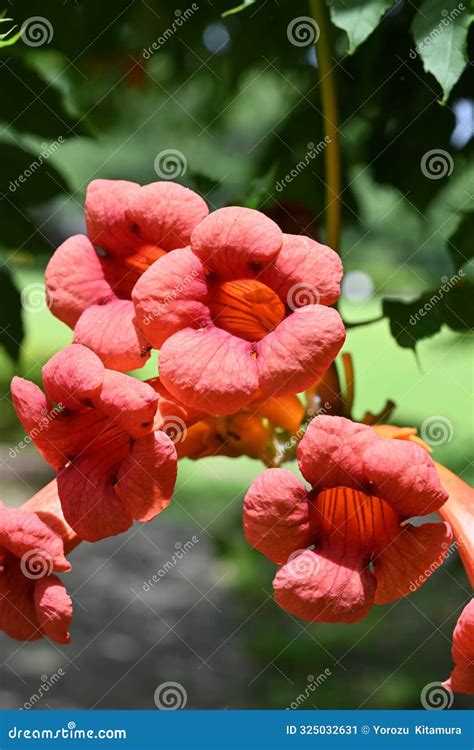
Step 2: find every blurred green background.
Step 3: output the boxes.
[0,0,472,711]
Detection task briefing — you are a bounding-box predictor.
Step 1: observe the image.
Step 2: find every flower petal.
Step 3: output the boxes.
[149,377,206,431]
[0,562,39,641]
[274,546,376,623]
[45,235,115,327]
[443,600,474,695]
[23,480,79,556]
[92,369,158,439]
[133,247,210,348]
[365,439,448,517]
[243,468,311,564]
[116,431,177,522]
[256,307,345,399]
[191,206,282,278]
[85,179,140,254]
[125,181,208,251]
[11,375,111,469]
[436,462,474,589]
[0,505,70,572]
[159,326,259,415]
[251,394,305,434]
[57,448,132,542]
[298,416,448,517]
[34,574,73,644]
[297,416,377,489]
[259,233,343,307]
[73,298,150,372]
[42,344,105,410]
[373,522,453,604]
[11,377,66,468]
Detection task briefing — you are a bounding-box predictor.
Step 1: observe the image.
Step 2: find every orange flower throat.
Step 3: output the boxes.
[207,279,285,342]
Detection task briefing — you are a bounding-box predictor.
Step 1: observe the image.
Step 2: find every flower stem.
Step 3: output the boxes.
[310,0,341,252]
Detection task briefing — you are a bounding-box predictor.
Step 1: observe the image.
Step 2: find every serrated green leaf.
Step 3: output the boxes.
[0,267,24,361]
[411,0,474,102]
[328,0,395,54]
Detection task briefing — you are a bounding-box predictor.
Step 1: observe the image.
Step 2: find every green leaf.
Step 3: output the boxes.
[383,280,474,350]
[447,212,474,272]
[442,282,474,330]
[411,0,474,102]
[0,267,24,361]
[0,143,68,254]
[222,0,256,17]
[1,143,69,205]
[0,201,52,254]
[327,0,395,54]
[383,296,443,350]
[0,59,86,139]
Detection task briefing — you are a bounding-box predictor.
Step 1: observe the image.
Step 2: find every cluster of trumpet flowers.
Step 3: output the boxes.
[2,180,472,696]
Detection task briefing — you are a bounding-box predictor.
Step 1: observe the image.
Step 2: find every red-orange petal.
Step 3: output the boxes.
[273,545,376,624]
[436,462,474,588]
[443,600,474,694]
[373,522,453,604]
[73,298,150,372]
[243,469,311,564]
[116,432,177,522]
[34,574,73,644]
